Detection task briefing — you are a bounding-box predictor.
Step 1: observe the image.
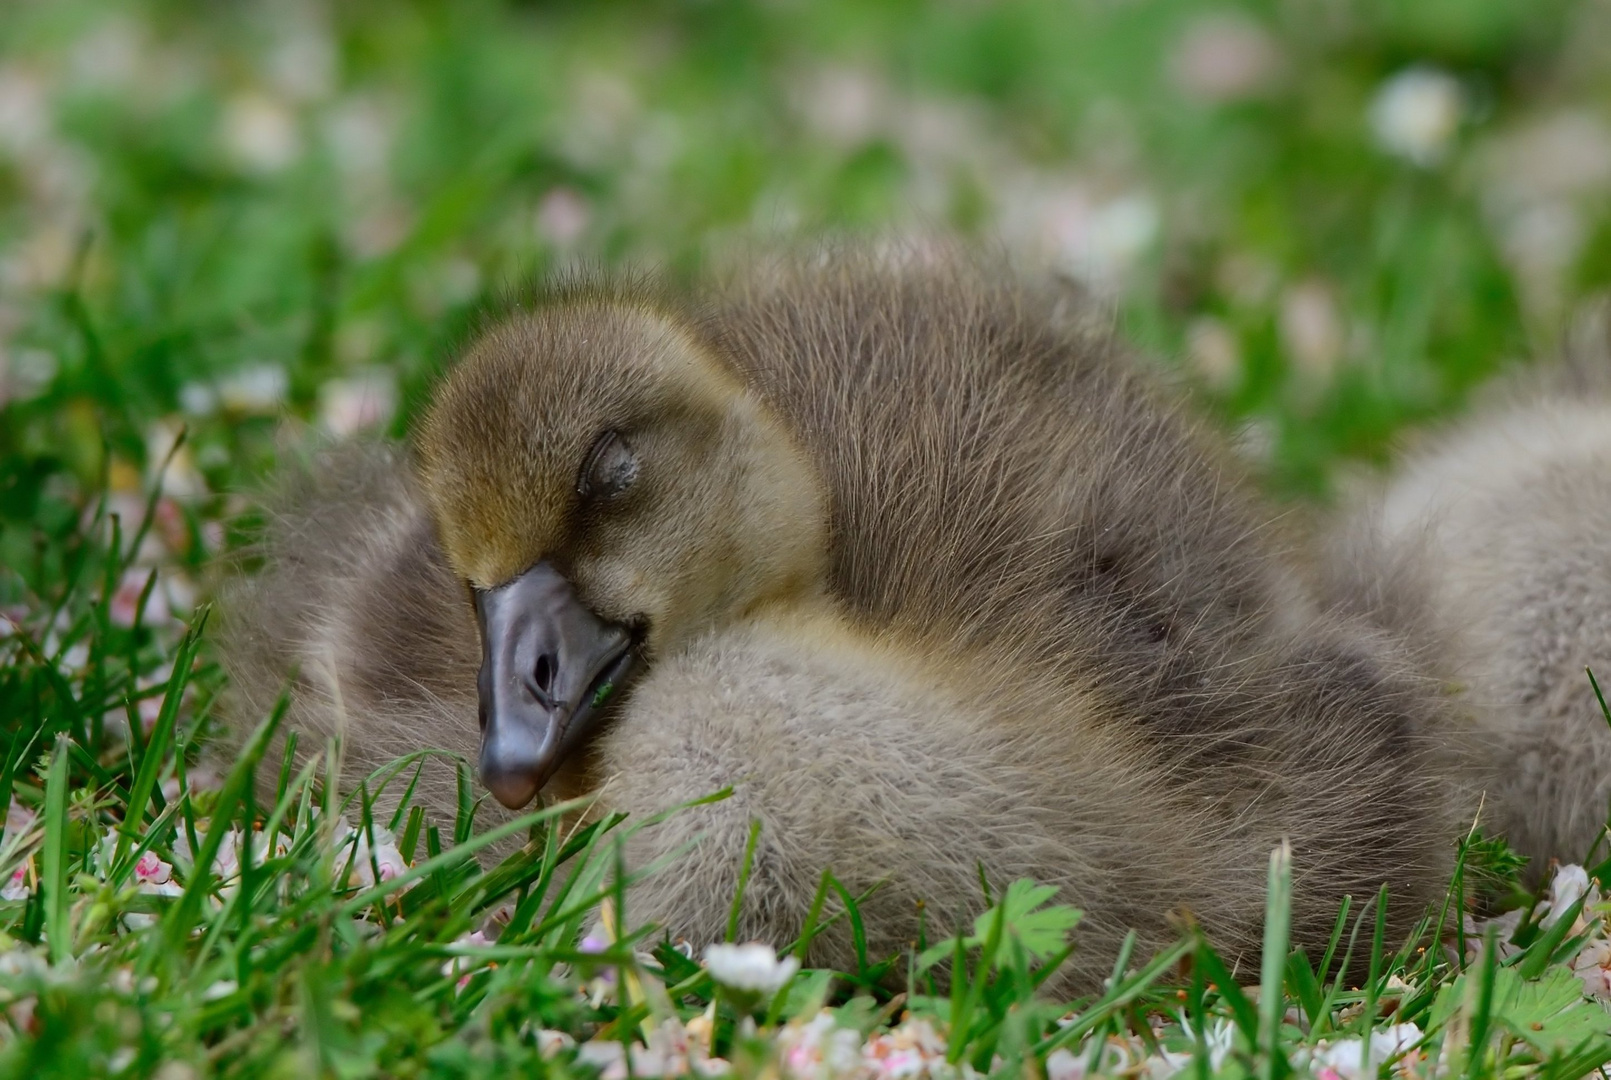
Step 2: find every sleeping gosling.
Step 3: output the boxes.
[219,250,1473,990]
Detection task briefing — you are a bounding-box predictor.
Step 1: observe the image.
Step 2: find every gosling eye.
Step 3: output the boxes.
[577,430,639,499]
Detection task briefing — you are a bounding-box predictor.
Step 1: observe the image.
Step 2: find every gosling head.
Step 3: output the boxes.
[416,291,827,809]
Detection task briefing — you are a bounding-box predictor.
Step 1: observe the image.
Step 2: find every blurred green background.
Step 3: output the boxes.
[3,0,1611,621]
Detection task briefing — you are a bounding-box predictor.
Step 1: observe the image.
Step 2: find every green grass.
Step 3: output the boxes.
[2,587,1609,1077]
[4,0,1611,1075]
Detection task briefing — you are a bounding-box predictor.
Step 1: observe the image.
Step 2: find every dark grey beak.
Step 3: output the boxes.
[474,561,635,809]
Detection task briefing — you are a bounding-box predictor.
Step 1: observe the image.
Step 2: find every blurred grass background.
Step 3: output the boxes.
[3,0,1611,616]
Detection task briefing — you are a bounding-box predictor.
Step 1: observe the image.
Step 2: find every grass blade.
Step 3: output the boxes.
[725,817,761,943]
[1463,927,1499,1079]
[41,733,72,965]
[1257,841,1292,1080]
[150,688,285,966]
[113,610,209,872]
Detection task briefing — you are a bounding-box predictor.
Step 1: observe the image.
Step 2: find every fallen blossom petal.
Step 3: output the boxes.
[222,92,301,173]
[217,363,289,414]
[640,1017,692,1077]
[57,641,89,675]
[862,1017,952,1080]
[1168,13,1281,104]
[537,1029,576,1058]
[1044,1048,1086,1080]
[5,994,36,1039]
[1308,1040,1365,1080]
[109,568,167,628]
[1,864,28,902]
[1369,67,1463,167]
[213,829,242,881]
[335,819,411,889]
[1369,1024,1423,1066]
[577,1040,628,1080]
[1573,939,1611,1000]
[202,979,237,1001]
[178,382,217,415]
[170,822,247,896]
[161,765,222,805]
[441,929,496,991]
[1463,907,1524,962]
[1303,1023,1423,1080]
[703,942,799,994]
[3,802,35,845]
[318,369,397,437]
[536,187,591,246]
[1543,863,1601,931]
[133,849,174,885]
[145,419,207,500]
[0,947,45,978]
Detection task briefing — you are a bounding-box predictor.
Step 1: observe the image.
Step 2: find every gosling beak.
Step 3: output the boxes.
[474,560,635,809]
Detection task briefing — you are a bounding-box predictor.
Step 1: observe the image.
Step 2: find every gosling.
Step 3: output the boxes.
[219,249,1471,990]
[1328,315,1611,876]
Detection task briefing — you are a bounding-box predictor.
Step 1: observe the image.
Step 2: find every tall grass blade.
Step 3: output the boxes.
[113,610,209,871]
[1257,841,1292,1080]
[41,733,72,965]
[725,817,762,943]
[1463,927,1499,1079]
[151,688,285,966]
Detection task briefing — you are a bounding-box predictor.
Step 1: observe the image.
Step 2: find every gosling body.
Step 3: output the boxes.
[1330,330,1611,872]
[220,249,1470,989]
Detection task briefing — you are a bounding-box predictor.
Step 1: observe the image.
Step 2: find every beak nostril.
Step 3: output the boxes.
[533,653,556,702]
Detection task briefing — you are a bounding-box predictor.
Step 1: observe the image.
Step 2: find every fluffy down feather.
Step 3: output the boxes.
[1329,307,1611,874]
[217,249,1472,989]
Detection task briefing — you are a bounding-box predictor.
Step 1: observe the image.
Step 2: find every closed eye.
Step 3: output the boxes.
[578,430,639,499]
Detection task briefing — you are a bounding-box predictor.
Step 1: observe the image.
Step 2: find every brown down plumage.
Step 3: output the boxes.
[216,247,1475,992]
